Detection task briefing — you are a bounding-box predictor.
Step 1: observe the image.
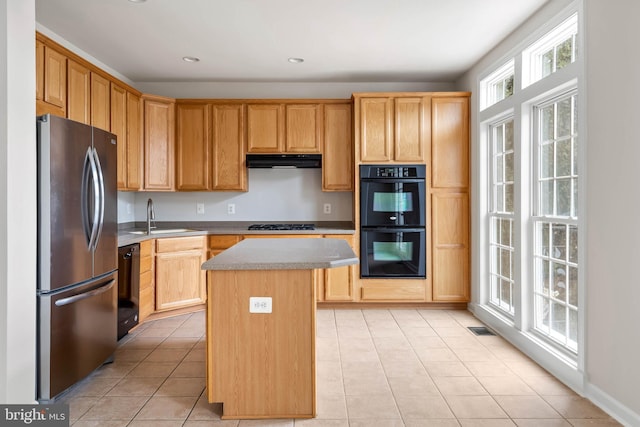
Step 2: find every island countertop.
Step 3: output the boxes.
[202,237,358,270]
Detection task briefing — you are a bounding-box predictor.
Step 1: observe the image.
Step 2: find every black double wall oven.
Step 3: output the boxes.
[360,165,427,278]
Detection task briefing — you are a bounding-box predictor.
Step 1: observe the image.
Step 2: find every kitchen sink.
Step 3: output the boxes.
[128,228,199,235]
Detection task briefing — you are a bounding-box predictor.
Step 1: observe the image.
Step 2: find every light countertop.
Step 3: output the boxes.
[117,221,355,247]
[201,237,359,270]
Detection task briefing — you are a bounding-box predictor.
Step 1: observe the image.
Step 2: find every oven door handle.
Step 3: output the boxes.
[361,178,425,184]
[361,227,425,233]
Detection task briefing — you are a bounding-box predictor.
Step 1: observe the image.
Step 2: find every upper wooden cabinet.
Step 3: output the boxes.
[247,104,284,153]
[432,96,470,188]
[211,104,247,191]
[36,42,67,117]
[355,95,429,163]
[67,60,91,125]
[111,85,142,191]
[143,95,175,191]
[247,102,324,154]
[125,92,143,191]
[322,103,353,191]
[285,104,322,153]
[90,73,110,131]
[176,103,211,191]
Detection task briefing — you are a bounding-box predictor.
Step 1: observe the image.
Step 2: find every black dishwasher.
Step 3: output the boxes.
[117,244,140,340]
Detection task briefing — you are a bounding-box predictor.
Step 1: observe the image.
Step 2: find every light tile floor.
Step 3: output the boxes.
[60,309,621,426]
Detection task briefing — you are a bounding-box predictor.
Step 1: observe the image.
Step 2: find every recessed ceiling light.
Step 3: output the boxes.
[182,56,200,63]
[288,57,304,64]
[128,0,147,3]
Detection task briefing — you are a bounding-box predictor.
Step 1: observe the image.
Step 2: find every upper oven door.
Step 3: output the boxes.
[360,179,426,227]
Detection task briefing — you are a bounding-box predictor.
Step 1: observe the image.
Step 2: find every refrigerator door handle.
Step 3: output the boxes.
[81,147,97,249]
[92,148,106,250]
[87,147,101,251]
[54,279,115,307]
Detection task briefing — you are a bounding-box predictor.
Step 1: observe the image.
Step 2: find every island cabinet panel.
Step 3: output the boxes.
[207,269,316,419]
[66,59,91,125]
[211,104,247,191]
[431,192,470,302]
[90,72,111,131]
[285,104,322,153]
[155,236,206,311]
[143,95,175,191]
[432,96,470,188]
[176,103,211,191]
[322,103,353,191]
[247,104,284,153]
[138,239,155,322]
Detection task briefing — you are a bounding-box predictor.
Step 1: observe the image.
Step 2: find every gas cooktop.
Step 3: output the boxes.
[247,223,316,231]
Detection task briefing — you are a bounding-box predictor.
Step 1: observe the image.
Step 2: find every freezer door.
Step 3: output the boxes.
[38,273,117,401]
[92,126,118,276]
[38,115,93,291]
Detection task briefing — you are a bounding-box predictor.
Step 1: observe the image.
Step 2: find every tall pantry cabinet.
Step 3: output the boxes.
[352,92,470,303]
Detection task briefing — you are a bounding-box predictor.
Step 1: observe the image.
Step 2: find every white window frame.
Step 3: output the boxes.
[472,0,585,393]
[480,59,515,110]
[522,13,578,88]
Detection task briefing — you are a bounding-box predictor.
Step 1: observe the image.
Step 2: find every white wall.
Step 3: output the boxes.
[457,0,640,423]
[119,169,353,223]
[0,0,37,404]
[583,0,640,420]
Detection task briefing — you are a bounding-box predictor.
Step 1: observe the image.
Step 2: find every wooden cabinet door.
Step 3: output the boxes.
[144,96,175,191]
[323,234,354,301]
[247,104,284,153]
[431,192,469,302]
[359,97,392,162]
[111,84,128,190]
[285,104,322,153]
[126,92,143,190]
[323,103,353,191]
[90,73,110,131]
[155,237,206,311]
[212,104,247,190]
[432,96,469,188]
[394,97,429,162]
[176,103,211,191]
[36,41,44,101]
[67,60,91,125]
[43,46,67,110]
[155,249,206,311]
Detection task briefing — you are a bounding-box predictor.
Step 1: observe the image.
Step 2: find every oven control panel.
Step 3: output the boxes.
[361,164,426,179]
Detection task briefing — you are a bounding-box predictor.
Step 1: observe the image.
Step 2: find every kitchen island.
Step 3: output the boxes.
[202,238,358,419]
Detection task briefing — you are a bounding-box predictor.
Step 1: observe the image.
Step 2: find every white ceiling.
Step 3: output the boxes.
[35,0,549,83]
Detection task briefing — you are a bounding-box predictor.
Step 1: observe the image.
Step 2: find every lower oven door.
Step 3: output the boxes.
[360,228,426,278]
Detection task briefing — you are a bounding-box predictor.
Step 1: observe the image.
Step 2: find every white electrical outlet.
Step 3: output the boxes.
[227,203,236,215]
[196,203,205,215]
[323,203,332,214]
[249,297,272,313]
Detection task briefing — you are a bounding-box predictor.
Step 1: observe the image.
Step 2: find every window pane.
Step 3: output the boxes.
[569,308,578,345]
[541,106,555,141]
[556,37,574,70]
[540,181,553,216]
[505,184,514,212]
[556,178,571,216]
[551,301,567,337]
[552,224,566,260]
[541,143,554,178]
[501,248,511,278]
[505,121,514,151]
[505,75,514,97]
[501,278,512,308]
[500,219,511,246]
[569,225,578,263]
[557,98,572,138]
[572,137,578,175]
[542,49,553,78]
[556,139,571,177]
[568,266,578,306]
[505,152,514,182]
[540,222,550,256]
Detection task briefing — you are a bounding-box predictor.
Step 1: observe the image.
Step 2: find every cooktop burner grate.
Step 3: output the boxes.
[247,223,316,231]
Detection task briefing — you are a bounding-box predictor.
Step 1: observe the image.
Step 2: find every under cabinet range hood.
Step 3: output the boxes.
[246,154,322,168]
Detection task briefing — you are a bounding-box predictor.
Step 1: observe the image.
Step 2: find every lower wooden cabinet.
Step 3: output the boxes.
[155,236,207,311]
[431,191,470,302]
[322,234,355,302]
[207,235,242,259]
[138,239,155,322]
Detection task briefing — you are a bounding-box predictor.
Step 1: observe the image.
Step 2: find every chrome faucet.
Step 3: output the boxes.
[146,198,156,235]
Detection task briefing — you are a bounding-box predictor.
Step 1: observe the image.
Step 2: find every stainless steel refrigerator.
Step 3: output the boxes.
[36,114,118,402]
